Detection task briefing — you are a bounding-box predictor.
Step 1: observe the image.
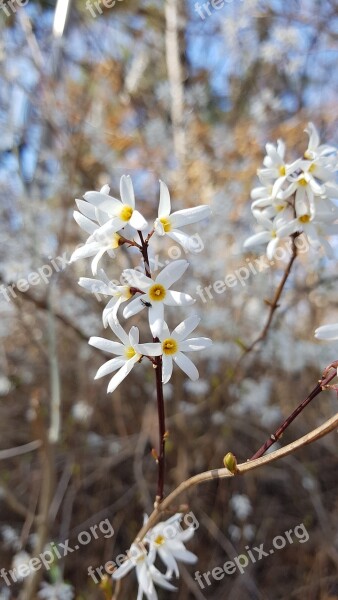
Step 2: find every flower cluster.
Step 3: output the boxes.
[70,175,212,394]
[112,513,197,600]
[244,123,338,259]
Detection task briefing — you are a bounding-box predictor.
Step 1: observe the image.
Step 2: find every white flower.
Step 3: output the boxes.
[230,493,252,521]
[315,323,338,342]
[277,210,338,254]
[281,170,325,217]
[304,122,337,161]
[112,544,176,600]
[38,582,74,600]
[71,401,93,423]
[146,513,197,578]
[79,269,133,326]
[157,315,212,383]
[70,177,147,275]
[243,213,287,260]
[153,181,211,253]
[122,260,195,338]
[84,174,147,238]
[89,318,161,393]
[12,551,32,579]
[259,140,301,197]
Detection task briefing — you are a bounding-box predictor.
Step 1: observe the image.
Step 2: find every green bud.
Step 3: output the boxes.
[223,452,238,474]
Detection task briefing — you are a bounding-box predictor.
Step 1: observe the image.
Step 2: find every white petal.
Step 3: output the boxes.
[170,205,211,229]
[107,355,139,393]
[158,180,171,218]
[95,357,127,379]
[69,242,100,262]
[162,355,173,383]
[164,290,195,306]
[130,210,148,231]
[75,199,97,221]
[149,303,164,338]
[135,342,162,356]
[84,191,121,214]
[166,229,200,253]
[315,323,338,340]
[122,269,152,291]
[171,315,200,341]
[103,297,121,327]
[129,326,140,347]
[91,247,108,276]
[173,352,199,381]
[88,337,125,355]
[79,277,112,295]
[123,296,146,319]
[158,321,171,341]
[243,231,271,249]
[89,217,122,243]
[266,237,279,261]
[120,175,135,208]
[156,260,189,288]
[112,558,134,580]
[179,337,212,351]
[108,317,130,346]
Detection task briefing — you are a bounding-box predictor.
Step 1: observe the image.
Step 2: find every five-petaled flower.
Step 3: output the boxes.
[154,180,211,253]
[122,260,195,338]
[89,318,161,393]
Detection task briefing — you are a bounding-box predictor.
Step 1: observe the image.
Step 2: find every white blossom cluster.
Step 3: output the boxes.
[112,513,197,600]
[70,176,212,394]
[244,123,338,259]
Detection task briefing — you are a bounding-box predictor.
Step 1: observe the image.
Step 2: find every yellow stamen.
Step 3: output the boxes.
[298,177,307,186]
[279,165,286,176]
[154,534,165,546]
[149,284,166,302]
[275,204,285,212]
[162,338,178,356]
[271,230,277,238]
[159,217,172,233]
[308,163,316,173]
[120,205,133,222]
[111,233,122,249]
[299,215,310,223]
[125,346,136,360]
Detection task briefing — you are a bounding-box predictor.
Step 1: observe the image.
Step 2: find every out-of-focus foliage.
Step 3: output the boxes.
[0,1,338,598]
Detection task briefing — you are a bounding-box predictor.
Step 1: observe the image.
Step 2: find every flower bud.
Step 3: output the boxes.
[223,452,238,474]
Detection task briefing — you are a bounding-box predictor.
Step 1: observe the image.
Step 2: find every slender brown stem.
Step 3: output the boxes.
[138,231,166,503]
[250,366,338,460]
[239,236,298,363]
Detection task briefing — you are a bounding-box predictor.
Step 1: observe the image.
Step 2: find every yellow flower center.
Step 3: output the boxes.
[162,338,178,355]
[304,150,312,160]
[275,204,285,212]
[154,534,165,546]
[120,205,133,222]
[279,165,286,176]
[308,163,316,173]
[299,214,310,223]
[149,284,166,302]
[298,177,307,186]
[271,230,277,238]
[125,346,136,360]
[111,233,122,249]
[160,217,172,233]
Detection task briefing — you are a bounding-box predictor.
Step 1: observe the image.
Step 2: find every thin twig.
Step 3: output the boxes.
[238,236,298,364]
[250,366,337,459]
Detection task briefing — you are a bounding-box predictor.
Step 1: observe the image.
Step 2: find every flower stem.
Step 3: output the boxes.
[138,231,166,503]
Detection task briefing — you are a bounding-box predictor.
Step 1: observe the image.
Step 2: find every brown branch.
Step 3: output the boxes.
[135,409,338,544]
